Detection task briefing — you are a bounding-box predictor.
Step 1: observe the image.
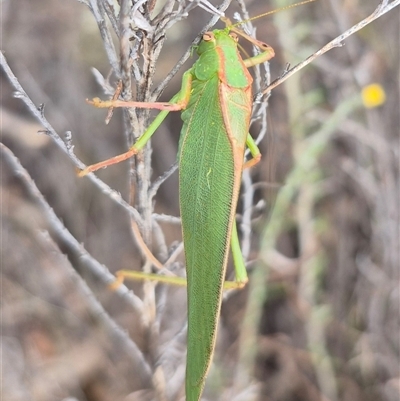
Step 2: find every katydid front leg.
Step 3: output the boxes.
[239,40,274,171]
[78,70,193,176]
[244,133,262,169]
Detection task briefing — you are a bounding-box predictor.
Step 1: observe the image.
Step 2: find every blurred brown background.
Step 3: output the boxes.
[1,0,399,401]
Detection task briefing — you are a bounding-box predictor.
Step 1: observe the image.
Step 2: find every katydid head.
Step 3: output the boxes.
[196,29,240,56]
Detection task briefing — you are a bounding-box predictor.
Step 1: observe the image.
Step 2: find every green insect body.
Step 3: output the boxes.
[179,30,254,400]
[80,25,274,401]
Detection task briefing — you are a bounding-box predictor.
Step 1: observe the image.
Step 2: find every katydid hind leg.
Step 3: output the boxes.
[109,270,188,290]
[112,220,248,290]
[229,220,248,288]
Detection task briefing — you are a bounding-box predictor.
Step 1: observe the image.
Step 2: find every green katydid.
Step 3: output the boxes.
[79,2,316,399]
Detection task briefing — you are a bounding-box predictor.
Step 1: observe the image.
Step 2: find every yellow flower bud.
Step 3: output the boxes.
[361,83,386,108]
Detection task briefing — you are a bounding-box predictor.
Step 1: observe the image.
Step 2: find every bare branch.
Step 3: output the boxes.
[259,0,400,97]
[88,0,121,76]
[0,143,144,313]
[0,51,164,268]
[41,228,153,379]
[152,0,234,99]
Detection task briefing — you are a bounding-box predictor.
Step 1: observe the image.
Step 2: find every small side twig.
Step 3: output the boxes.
[149,162,178,201]
[152,214,181,225]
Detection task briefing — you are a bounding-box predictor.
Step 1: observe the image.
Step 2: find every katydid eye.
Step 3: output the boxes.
[229,33,238,42]
[203,32,214,41]
[259,42,270,50]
